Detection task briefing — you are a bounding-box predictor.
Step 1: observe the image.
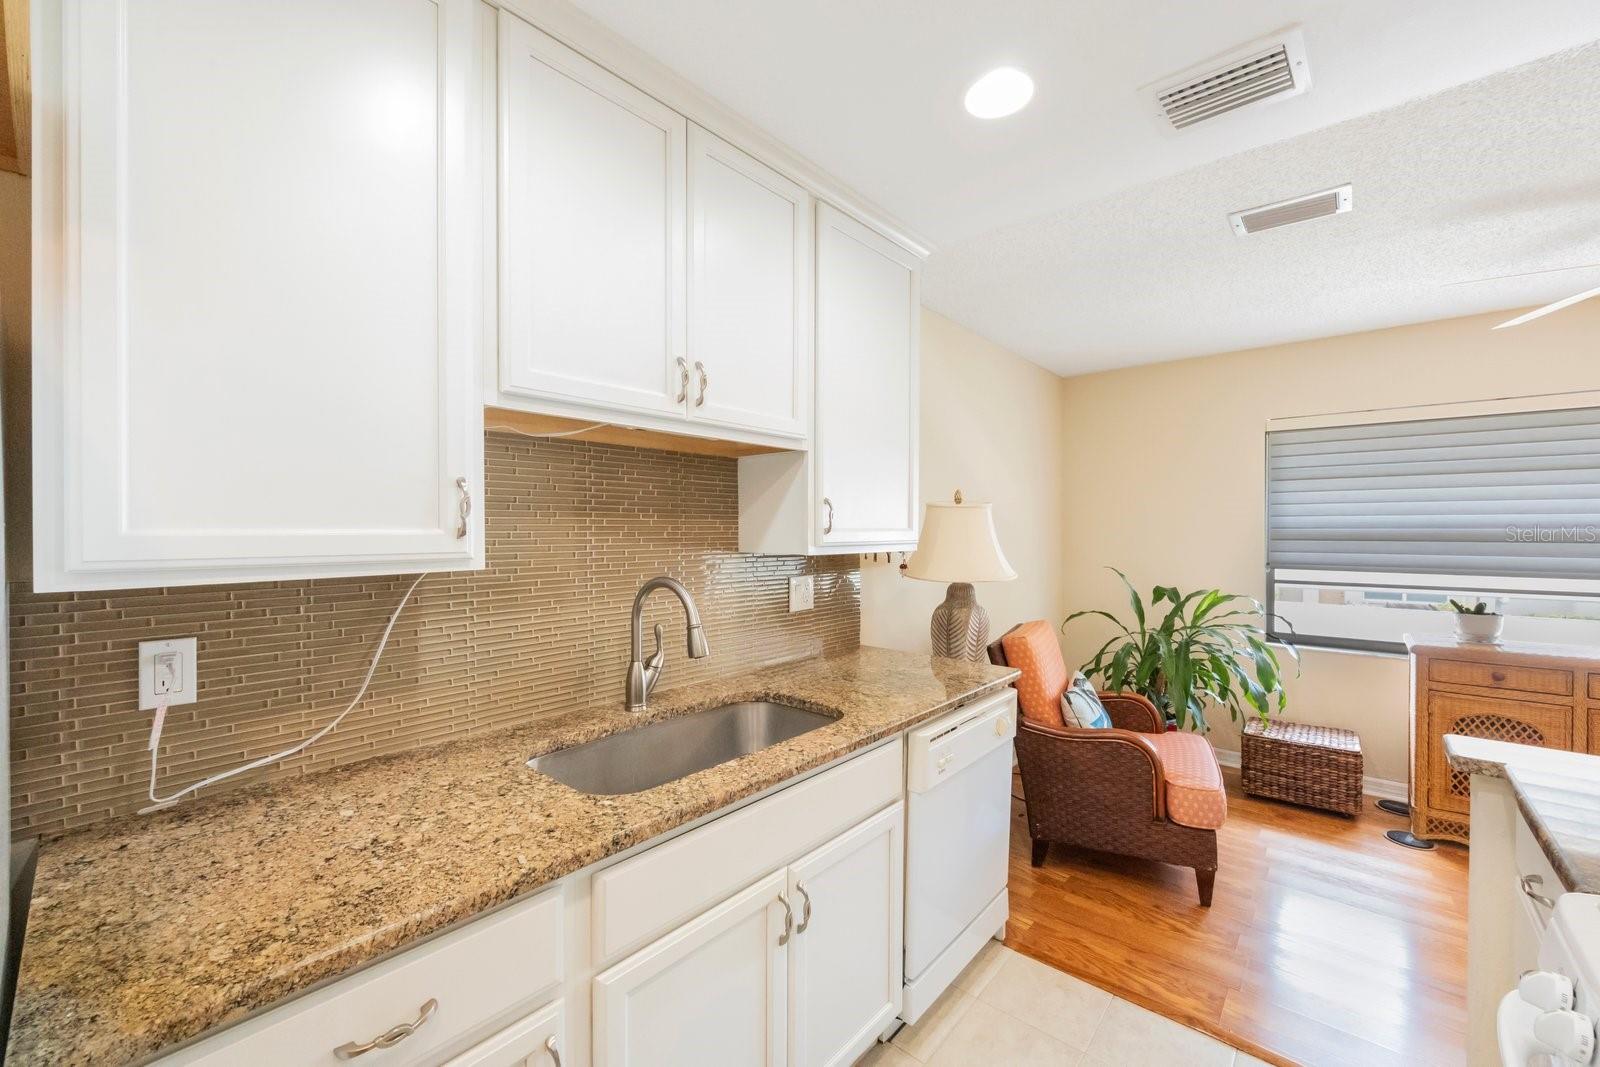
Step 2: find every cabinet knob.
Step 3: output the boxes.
[1491,671,1507,683]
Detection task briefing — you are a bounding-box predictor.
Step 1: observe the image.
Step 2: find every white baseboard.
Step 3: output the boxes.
[1213,748,1408,803]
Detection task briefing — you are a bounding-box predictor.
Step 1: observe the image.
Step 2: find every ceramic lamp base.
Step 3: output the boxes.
[930,582,990,661]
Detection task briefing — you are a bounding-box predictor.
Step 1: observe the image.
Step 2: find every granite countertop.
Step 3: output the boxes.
[8,646,1018,1067]
[1443,734,1600,894]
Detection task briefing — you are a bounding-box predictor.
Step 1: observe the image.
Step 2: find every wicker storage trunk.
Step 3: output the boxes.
[1241,719,1363,815]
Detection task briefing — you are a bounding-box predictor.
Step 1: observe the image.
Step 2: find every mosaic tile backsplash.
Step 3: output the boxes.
[8,433,860,836]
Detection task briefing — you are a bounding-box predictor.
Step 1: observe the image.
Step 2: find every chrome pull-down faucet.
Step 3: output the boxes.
[627,576,710,712]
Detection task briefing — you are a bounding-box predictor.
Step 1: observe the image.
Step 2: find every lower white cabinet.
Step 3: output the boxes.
[593,802,903,1067]
[594,869,791,1066]
[443,999,565,1067]
[788,804,904,1067]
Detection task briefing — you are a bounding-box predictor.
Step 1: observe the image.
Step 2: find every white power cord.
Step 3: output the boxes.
[140,573,428,814]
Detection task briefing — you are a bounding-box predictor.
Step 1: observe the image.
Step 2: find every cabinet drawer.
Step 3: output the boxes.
[159,886,563,1066]
[592,739,902,964]
[1429,658,1572,697]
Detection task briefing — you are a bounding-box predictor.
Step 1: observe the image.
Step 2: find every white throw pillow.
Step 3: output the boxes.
[1061,672,1113,729]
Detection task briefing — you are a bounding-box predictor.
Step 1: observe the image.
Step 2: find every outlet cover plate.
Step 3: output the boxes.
[788,575,815,613]
[139,638,197,710]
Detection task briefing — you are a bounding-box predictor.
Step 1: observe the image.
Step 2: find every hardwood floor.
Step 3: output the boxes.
[1004,768,1470,1067]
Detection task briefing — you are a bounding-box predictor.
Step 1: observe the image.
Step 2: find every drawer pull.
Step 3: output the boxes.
[333,998,438,1059]
[1522,874,1556,910]
[545,1034,563,1067]
[795,881,813,934]
[778,893,794,946]
[1491,671,1507,683]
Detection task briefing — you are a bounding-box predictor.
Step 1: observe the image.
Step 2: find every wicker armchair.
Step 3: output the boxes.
[989,621,1224,907]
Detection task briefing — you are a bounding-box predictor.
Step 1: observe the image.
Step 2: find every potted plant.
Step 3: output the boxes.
[1445,598,1504,644]
[1064,569,1298,732]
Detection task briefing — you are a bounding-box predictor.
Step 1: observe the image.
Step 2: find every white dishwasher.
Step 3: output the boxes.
[901,688,1018,1023]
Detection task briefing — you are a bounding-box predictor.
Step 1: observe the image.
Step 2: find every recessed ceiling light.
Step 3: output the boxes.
[964,68,1034,119]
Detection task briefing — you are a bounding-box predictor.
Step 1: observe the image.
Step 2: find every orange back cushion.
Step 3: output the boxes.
[1000,620,1069,727]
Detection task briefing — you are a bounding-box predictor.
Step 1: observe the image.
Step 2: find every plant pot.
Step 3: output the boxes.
[1455,613,1504,644]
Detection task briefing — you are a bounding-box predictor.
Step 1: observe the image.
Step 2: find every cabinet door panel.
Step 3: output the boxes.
[688,125,810,439]
[499,13,685,417]
[1426,692,1571,815]
[594,870,788,1067]
[36,0,482,589]
[814,205,919,547]
[789,804,903,1067]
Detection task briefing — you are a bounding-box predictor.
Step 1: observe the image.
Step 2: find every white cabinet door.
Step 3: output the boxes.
[594,870,789,1067]
[814,204,919,547]
[441,999,563,1067]
[32,0,484,591]
[498,12,687,419]
[788,804,904,1067]
[687,125,810,440]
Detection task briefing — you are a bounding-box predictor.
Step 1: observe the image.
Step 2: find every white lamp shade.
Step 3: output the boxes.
[904,500,1016,584]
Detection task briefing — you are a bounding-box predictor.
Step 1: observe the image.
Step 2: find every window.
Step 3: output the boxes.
[1265,405,1600,653]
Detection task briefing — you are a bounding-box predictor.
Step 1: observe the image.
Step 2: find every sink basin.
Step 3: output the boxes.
[527,701,834,795]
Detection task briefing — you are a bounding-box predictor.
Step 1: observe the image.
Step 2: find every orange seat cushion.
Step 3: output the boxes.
[1000,620,1069,727]
[1147,731,1227,830]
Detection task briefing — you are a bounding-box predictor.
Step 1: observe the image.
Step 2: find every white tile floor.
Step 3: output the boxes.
[859,943,1264,1067]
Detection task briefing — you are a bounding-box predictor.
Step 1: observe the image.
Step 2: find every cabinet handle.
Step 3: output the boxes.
[545,1034,562,1067]
[454,477,471,539]
[1491,671,1507,683]
[822,497,834,535]
[777,892,794,946]
[676,357,690,404]
[694,360,708,407]
[333,998,438,1059]
[1522,874,1556,909]
[795,881,812,934]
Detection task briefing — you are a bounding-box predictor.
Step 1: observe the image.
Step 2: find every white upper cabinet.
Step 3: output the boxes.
[687,125,811,440]
[32,0,485,591]
[497,13,687,420]
[738,205,920,555]
[814,205,920,548]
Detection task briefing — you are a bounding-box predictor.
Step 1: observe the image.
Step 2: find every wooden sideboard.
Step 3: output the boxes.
[1408,636,1599,844]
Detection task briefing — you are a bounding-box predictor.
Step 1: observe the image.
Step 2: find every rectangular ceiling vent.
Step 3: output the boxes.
[1229,184,1353,236]
[1154,30,1311,131]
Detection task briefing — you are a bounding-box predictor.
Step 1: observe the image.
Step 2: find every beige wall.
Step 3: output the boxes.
[861,309,1068,655]
[1058,302,1600,782]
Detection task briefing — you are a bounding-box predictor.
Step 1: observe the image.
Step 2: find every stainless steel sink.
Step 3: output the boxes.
[527,701,834,795]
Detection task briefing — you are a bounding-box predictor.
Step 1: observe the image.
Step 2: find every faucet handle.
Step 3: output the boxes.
[645,624,665,669]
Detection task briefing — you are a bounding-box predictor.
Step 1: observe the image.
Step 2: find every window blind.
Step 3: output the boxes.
[1266,406,1600,587]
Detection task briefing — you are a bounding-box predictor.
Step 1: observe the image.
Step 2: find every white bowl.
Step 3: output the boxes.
[1456,613,1504,644]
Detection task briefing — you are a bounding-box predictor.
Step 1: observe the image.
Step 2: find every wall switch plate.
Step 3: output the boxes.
[139,638,197,710]
[788,575,815,613]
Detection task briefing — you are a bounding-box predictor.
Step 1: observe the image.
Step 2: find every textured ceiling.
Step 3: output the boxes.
[923,42,1600,373]
[565,0,1600,373]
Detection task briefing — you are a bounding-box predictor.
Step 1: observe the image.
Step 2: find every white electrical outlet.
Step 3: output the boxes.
[788,575,815,613]
[139,638,198,710]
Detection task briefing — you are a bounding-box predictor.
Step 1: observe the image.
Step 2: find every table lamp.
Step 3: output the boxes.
[903,491,1016,660]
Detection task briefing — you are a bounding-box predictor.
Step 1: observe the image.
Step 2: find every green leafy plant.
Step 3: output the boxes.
[1444,598,1498,616]
[1064,569,1298,732]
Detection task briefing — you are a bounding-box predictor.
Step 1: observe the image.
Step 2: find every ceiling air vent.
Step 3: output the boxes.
[1153,30,1311,131]
[1229,184,1352,236]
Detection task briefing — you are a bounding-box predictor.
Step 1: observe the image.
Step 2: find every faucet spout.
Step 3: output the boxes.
[627,576,710,712]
